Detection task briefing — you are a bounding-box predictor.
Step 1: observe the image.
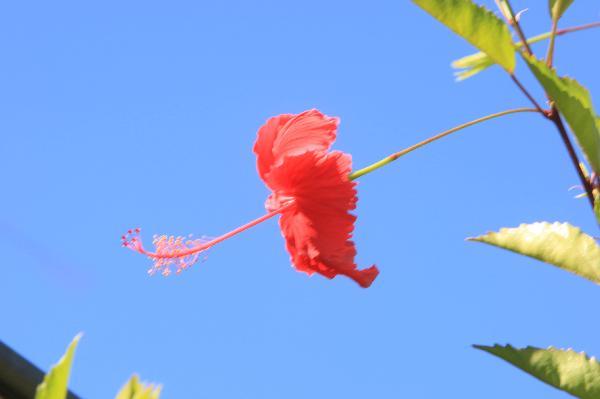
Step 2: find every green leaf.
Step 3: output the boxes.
[451,51,495,81]
[115,375,161,399]
[412,0,515,73]
[35,334,82,399]
[550,0,574,20]
[595,198,600,225]
[524,54,600,174]
[469,222,600,284]
[453,31,552,81]
[475,344,600,398]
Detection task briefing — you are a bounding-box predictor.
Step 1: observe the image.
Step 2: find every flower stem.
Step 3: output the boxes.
[349,108,540,180]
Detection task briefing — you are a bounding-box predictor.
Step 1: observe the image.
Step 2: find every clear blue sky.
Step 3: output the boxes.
[1,1,599,398]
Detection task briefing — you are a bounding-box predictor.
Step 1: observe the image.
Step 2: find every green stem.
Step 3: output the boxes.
[349,108,540,180]
[546,18,559,67]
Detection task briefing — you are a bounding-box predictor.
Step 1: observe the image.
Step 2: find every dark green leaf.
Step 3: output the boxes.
[475,344,600,398]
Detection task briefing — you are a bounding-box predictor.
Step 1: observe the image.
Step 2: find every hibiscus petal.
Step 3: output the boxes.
[254,113,295,182]
[253,109,338,183]
[268,150,378,288]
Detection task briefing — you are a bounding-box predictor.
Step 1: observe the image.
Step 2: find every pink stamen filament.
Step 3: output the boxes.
[131,202,294,260]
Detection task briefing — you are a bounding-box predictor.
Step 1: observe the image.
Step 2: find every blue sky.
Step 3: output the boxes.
[1,1,599,398]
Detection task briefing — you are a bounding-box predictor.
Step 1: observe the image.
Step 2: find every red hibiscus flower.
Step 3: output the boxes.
[253,109,378,287]
[123,109,378,287]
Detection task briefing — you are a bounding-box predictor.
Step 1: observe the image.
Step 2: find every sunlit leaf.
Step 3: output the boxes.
[451,51,495,81]
[412,0,515,72]
[525,54,600,174]
[550,0,574,20]
[115,374,161,399]
[469,222,600,284]
[495,0,512,23]
[35,334,82,399]
[475,344,600,398]
[453,31,551,81]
